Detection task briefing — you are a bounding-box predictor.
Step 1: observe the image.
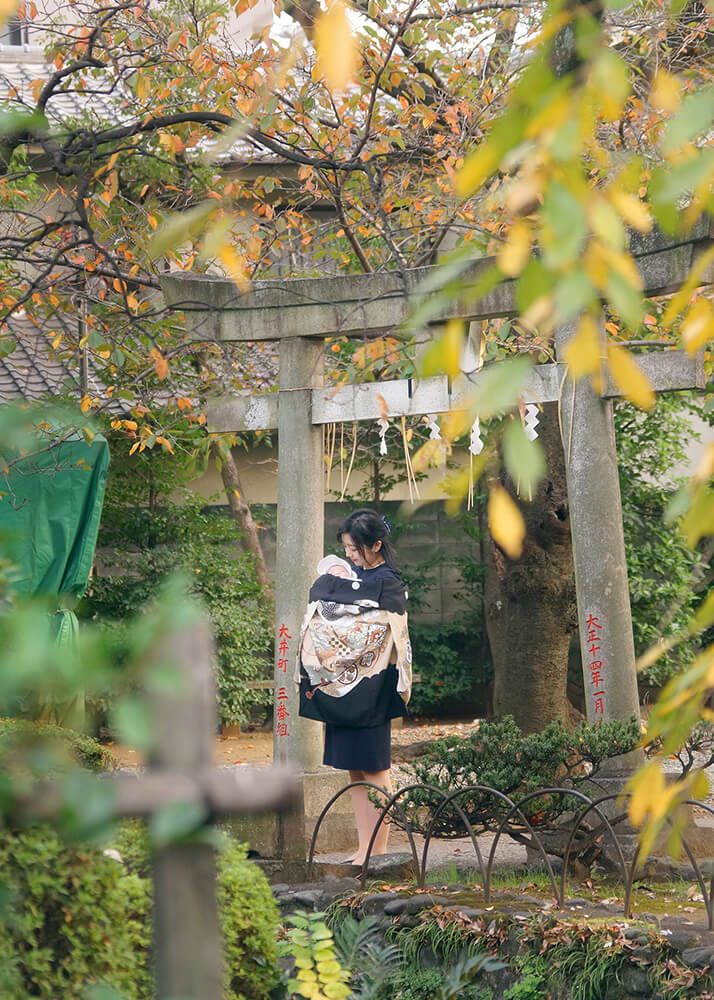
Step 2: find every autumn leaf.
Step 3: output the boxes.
[218,244,250,292]
[497,221,531,277]
[610,191,652,234]
[150,348,169,380]
[607,343,655,411]
[420,319,464,379]
[488,485,525,559]
[562,315,603,391]
[314,0,357,93]
[681,298,714,354]
[156,436,175,454]
[0,0,18,21]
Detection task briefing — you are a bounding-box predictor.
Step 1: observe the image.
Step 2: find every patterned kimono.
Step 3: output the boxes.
[296,571,412,728]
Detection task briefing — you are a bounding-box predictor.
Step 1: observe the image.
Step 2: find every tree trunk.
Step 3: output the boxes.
[485,402,577,733]
[213,442,273,595]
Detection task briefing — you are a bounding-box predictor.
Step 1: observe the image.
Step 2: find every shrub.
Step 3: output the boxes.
[396,715,641,860]
[0,821,281,1000]
[0,718,119,773]
[0,825,143,999]
[112,820,282,1000]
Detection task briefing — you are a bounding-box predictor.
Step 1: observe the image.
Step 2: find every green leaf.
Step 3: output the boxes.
[150,800,207,845]
[650,150,714,232]
[554,271,597,323]
[541,182,588,268]
[111,695,153,752]
[472,356,533,420]
[503,418,546,497]
[662,86,714,154]
[606,271,643,330]
[148,201,219,259]
[516,259,556,312]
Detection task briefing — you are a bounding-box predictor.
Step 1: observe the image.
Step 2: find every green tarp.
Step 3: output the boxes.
[0,430,110,724]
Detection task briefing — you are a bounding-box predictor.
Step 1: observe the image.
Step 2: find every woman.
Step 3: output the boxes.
[296,508,412,866]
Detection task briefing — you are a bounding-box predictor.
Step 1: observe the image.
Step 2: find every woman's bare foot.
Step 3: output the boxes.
[350,850,390,867]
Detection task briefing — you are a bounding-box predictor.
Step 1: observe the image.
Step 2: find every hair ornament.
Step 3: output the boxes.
[382,515,392,534]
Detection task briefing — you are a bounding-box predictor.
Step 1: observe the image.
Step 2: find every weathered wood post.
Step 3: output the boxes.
[149,613,223,999]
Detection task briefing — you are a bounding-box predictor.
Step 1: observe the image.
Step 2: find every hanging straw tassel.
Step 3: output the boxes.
[325,422,336,494]
[400,416,421,504]
[338,422,359,502]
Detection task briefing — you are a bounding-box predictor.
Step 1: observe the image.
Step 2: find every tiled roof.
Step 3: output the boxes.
[0,316,104,403]
[0,51,122,128]
[0,50,277,165]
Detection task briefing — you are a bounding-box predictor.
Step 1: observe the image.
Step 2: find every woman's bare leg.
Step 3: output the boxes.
[351,769,393,864]
[347,770,369,862]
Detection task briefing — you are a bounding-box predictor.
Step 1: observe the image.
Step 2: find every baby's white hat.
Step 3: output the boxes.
[316,554,355,576]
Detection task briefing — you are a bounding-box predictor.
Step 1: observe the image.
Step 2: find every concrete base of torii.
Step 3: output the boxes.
[223,768,353,858]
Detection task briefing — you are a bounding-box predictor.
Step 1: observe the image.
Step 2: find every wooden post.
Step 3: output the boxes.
[149,615,223,1000]
[554,322,642,730]
[274,338,325,774]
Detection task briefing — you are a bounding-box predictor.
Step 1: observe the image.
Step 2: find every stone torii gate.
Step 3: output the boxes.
[161,217,711,856]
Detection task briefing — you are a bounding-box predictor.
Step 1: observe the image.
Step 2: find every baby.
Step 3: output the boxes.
[312,554,377,618]
[315,554,358,580]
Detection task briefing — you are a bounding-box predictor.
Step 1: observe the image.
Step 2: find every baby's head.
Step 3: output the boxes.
[316,555,357,580]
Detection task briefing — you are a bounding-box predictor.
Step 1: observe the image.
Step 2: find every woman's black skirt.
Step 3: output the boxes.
[323,721,391,772]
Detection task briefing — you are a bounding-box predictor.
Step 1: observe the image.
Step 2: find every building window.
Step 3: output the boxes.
[0,18,29,47]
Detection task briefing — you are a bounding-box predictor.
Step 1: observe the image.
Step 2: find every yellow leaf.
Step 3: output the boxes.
[681,298,714,354]
[488,485,525,559]
[607,343,655,411]
[314,0,357,93]
[0,0,18,21]
[610,191,652,234]
[662,245,714,325]
[218,244,250,292]
[80,394,92,414]
[412,438,449,473]
[52,332,63,349]
[126,293,139,312]
[440,408,473,444]
[497,221,531,277]
[627,763,665,828]
[456,146,497,198]
[650,69,681,113]
[129,441,140,456]
[562,316,604,392]
[420,319,465,379]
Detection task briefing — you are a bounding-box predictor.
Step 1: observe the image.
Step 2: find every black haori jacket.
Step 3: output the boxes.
[295,572,412,728]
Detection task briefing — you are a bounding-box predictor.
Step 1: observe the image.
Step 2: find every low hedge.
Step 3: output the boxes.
[0,822,281,1000]
[0,717,119,773]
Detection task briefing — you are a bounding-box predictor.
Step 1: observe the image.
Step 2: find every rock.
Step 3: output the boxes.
[360,892,399,915]
[660,926,701,950]
[681,945,714,969]
[620,966,652,996]
[288,889,324,908]
[440,905,486,919]
[383,893,451,916]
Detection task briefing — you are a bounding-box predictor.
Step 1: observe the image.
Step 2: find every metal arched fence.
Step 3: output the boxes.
[307,781,714,930]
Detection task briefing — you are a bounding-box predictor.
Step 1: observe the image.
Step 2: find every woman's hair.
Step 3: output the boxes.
[337,508,397,568]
